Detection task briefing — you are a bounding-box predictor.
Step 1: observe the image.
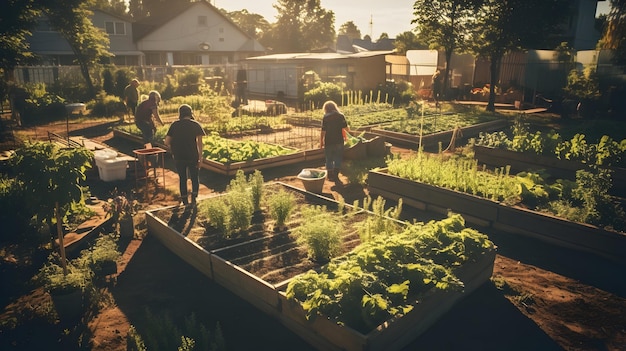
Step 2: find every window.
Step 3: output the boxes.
[198,16,207,26]
[105,21,126,35]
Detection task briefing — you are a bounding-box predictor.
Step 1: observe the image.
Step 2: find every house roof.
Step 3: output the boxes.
[245,51,395,62]
[133,0,256,43]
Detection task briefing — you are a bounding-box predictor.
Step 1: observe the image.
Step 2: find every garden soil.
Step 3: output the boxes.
[1,117,625,351]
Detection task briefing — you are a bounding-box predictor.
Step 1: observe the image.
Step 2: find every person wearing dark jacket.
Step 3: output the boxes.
[164,104,206,205]
[320,100,348,182]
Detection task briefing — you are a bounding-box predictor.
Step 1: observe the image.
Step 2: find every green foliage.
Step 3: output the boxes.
[563,66,601,102]
[286,213,493,333]
[373,80,414,105]
[473,121,626,168]
[268,189,296,228]
[175,67,203,96]
[202,133,294,163]
[357,196,403,242]
[9,141,93,237]
[249,170,264,212]
[386,152,626,230]
[102,68,115,95]
[114,67,135,98]
[292,205,342,262]
[87,92,126,117]
[37,255,92,295]
[76,233,121,275]
[304,81,344,109]
[19,83,66,124]
[137,309,225,351]
[0,175,37,244]
[201,199,230,238]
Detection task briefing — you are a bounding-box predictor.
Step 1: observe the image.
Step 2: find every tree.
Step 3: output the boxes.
[93,0,128,17]
[0,0,40,73]
[412,0,482,100]
[338,21,361,40]
[378,32,389,40]
[470,0,569,111]
[263,0,335,53]
[394,31,428,55]
[44,0,111,98]
[600,0,626,65]
[223,9,270,39]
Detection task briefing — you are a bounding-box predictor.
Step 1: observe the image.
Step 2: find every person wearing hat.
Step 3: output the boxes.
[165,104,206,205]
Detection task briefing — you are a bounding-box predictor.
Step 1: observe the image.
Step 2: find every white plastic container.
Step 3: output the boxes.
[97,158,128,181]
[94,149,117,167]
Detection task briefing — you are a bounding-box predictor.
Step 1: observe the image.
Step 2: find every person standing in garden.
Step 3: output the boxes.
[123,79,140,121]
[432,69,443,107]
[165,104,206,205]
[135,90,164,144]
[320,100,348,183]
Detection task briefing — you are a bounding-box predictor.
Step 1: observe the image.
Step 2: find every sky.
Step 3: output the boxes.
[212,0,612,40]
[212,0,415,39]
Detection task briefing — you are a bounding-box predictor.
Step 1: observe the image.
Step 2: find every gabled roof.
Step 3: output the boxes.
[133,0,256,43]
[245,51,394,62]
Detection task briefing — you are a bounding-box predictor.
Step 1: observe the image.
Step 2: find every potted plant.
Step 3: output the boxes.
[103,192,139,240]
[80,233,121,277]
[37,257,91,321]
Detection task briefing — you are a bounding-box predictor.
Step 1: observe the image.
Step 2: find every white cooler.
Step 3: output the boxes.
[94,149,128,181]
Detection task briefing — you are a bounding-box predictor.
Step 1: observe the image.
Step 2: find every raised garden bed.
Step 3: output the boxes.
[367,168,626,265]
[473,145,626,196]
[365,119,509,150]
[146,182,496,351]
[113,129,325,175]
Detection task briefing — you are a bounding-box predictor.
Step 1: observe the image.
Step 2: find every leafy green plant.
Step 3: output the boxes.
[77,233,121,276]
[37,256,92,295]
[249,170,264,212]
[286,213,493,333]
[268,189,296,229]
[292,205,342,263]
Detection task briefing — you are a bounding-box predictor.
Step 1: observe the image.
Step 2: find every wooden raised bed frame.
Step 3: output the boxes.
[145,182,496,351]
[363,119,509,150]
[113,129,325,175]
[473,145,626,196]
[367,169,626,265]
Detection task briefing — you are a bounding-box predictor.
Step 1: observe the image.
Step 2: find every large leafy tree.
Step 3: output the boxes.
[470,0,570,111]
[600,0,626,65]
[263,0,335,53]
[223,9,270,39]
[0,0,40,73]
[44,0,111,98]
[338,21,361,41]
[394,31,428,55]
[412,0,482,99]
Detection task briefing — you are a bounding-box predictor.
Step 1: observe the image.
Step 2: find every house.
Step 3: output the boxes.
[132,1,264,66]
[20,0,264,83]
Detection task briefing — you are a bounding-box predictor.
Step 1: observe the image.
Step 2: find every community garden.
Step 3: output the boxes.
[1,70,625,350]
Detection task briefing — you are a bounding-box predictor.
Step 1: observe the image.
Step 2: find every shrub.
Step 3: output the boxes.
[304,81,344,108]
[87,92,126,117]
